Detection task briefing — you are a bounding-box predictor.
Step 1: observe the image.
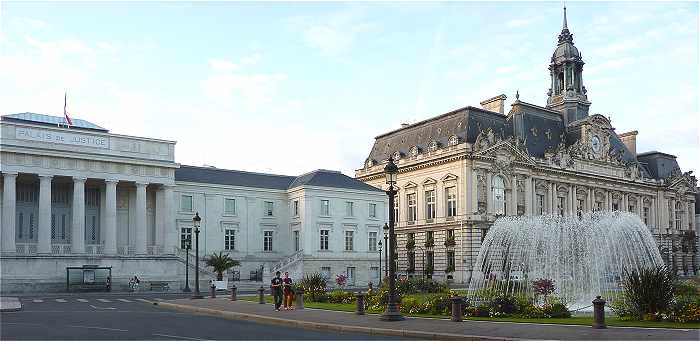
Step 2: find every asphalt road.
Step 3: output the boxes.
[1,294,416,340]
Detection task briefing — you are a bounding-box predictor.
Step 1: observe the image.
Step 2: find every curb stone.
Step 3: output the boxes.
[154,301,537,341]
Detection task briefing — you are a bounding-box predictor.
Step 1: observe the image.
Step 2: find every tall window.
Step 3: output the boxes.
[346,202,354,217]
[425,189,436,220]
[446,187,457,218]
[181,195,193,212]
[264,201,274,216]
[263,231,273,251]
[557,197,565,216]
[345,231,354,251]
[368,203,377,218]
[320,267,331,280]
[292,200,299,217]
[225,228,236,250]
[180,227,192,250]
[536,194,545,215]
[595,201,603,212]
[492,176,506,215]
[368,231,377,251]
[224,198,236,215]
[320,230,329,250]
[321,200,330,216]
[407,193,417,222]
[293,230,300,251]
[675,202,683,229]
[612,200,619,211]
[346,267,356,285]
[577,199,584,218]
[643,207,650,225]
[447,250,455,270]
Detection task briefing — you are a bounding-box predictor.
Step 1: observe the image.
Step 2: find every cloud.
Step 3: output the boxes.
[290,10,374,56]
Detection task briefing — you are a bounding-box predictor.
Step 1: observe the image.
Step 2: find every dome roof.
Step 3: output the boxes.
[552,41,581,63]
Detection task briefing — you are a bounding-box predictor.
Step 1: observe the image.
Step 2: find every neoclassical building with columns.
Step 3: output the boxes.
[1,113,386,292]
[355,10,698,283]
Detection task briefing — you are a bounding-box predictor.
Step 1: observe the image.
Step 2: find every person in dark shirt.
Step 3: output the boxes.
[270,271,283,311]
[282,272,293,310]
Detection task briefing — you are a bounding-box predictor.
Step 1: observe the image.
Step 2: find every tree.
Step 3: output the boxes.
[205,252,240,281]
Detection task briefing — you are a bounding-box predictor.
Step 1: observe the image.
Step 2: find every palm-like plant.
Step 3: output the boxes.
[205,252,240,281]
[622,266,677,319]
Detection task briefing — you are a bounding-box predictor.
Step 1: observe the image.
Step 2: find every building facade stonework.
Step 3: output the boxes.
[0,114,386,292]
[355,10,698,283]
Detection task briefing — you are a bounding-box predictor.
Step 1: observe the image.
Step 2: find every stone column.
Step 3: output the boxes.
[548,182,555,214]
[2,172,18,253]
[607,191,613,211]
[71,177,87,253]
[37,175,53,254]
[525,176,533,215]
[163,185,175,254]
[588,187,594,212]
[135,182,148,254]
[570,185,576,215]
[486,173,493,214]
[471,169,478,214]
[510,175,518,215]
[622,193,629,212]
[636,195,642,217]
[103,180,118,255]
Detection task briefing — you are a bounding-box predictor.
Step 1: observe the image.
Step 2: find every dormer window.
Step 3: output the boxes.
[393,151,401,160]
[449,135,459,146]
[429,141,439,151]
[410,146,419,156]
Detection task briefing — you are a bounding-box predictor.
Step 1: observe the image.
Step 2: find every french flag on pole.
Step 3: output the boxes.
[63,91,73,127]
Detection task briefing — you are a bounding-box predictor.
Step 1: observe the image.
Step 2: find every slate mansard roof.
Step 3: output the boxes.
[176,165,382,192]
[2,113,108,132]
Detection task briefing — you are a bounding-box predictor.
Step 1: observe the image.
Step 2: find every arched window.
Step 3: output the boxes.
[675,201,683,230]
[492,176,506,215]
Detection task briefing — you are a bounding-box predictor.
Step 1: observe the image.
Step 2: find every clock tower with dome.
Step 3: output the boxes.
[546,6,591,127]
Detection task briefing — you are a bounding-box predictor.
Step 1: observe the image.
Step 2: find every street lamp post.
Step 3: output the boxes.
[183,235,192,292]
[192,212,204,299]
[380,156,404,321]
[378,240,383,287]
[383,224,389,279]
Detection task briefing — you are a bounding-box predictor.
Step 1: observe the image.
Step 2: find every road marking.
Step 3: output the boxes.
[152,333,212,341]
[117,298,132,303]
[66,324,128,332]
[96,298,111,303]
[89,304,116,310]
[136,298,151,303]
[32,299,43,303]
[55,299,67,303]
[77,299,88,303]
[154,298,165,301]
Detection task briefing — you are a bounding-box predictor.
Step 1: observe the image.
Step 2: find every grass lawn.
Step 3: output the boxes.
[238,295,700,329]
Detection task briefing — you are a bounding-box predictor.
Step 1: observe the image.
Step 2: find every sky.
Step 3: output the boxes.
[1,1,698,178]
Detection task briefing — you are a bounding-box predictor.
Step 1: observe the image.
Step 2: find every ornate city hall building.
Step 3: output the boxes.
[0,113,386,292]
[356,10,698,283]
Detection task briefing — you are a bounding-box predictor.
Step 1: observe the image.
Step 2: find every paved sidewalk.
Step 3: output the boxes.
[155,298,698,341]
[0,297,22,312]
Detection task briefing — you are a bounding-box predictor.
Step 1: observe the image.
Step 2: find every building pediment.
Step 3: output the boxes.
[441,173,458,182]
[667,169,698,195]
[422,177,437,186]
[474,131,536,167]
[404,181,418,189]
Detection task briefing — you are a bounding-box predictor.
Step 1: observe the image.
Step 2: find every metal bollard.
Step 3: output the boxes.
[230,285,237,301]
[355,292,366,315]
[258,286,265,304]
[592,296,606,329]
[450,296,464,322]
[210,283,216,298]
[295,289,304,310]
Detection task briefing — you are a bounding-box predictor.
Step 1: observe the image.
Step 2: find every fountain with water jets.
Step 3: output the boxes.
[467,211,664,309]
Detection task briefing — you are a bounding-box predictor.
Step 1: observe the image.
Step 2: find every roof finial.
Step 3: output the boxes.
[515,90,520,100]
[563,3,568,30]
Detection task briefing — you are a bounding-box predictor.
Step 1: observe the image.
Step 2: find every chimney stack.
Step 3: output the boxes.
[618,131,638,157]
[480,94,507,114]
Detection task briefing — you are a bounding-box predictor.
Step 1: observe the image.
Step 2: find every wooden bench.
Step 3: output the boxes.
[149,281,170,291]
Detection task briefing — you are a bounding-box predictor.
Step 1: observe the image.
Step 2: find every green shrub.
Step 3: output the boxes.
[621,266,677,319]
[466,304,490,317]
[675,280,700,298]
[412,278,449,293]
[544,302,571,318]
[670,296,700,323]
[299,272,327,302]
[327,290,355,304]
[489,295,519,317]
